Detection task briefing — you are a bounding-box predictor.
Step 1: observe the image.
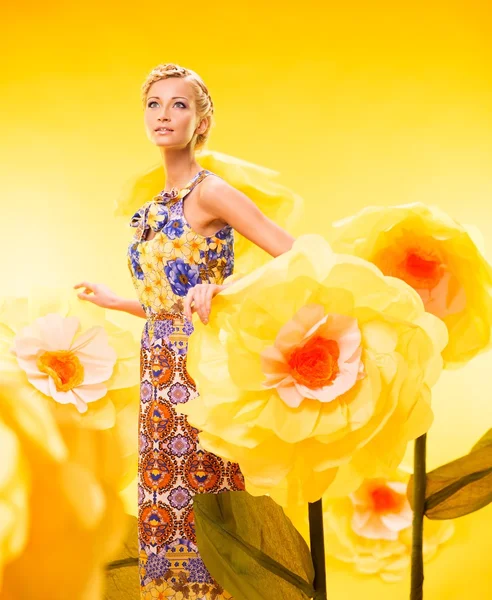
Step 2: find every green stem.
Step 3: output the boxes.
[308,498,327,600]
[411,434,427,600]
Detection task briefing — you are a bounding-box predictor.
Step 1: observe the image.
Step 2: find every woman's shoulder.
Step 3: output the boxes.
[199,172,242,205]
[201,171,232,193]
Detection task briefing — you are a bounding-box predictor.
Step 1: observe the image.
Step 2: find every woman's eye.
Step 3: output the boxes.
[147,101,185,108]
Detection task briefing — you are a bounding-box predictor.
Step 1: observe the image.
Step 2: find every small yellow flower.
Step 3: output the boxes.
[141,282,155,308]
[329,202,492,367]
[185,232,208,264]
[163,237,191,260]
[209,236,227,255]
[178,235,447,506]
[146,203,169,232]
[142,580,185,599]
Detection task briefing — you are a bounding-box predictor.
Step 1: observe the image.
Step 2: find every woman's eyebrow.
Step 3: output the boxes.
[147,96,189,101]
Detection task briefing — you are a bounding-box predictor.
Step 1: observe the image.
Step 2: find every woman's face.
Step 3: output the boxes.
[144,77,206,150]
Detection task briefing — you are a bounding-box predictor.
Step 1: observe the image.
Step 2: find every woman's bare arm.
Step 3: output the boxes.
[183,179,297,323]
[74,282,147,318]
[199,176,296,257]
[112,297,147,318]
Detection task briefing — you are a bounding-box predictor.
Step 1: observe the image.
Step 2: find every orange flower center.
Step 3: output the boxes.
[287,335,340,388]
[375,239,444,291]
[403,250,442,285]
[36,350,85,392]
[370,484,405,514]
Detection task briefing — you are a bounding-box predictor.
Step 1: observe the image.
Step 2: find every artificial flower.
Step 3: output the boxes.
[322,469,454,582]
[178,234,447,506]
[329,202,492,367]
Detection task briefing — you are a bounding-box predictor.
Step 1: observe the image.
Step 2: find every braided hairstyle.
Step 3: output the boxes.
[141,63,214,151]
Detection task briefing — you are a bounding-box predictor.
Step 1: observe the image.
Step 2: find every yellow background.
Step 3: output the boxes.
[2,1,491,598]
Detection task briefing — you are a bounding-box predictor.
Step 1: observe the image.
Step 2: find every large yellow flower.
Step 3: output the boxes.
[329,202,492,368]
[0,287,140,599]
[321,469,454,582]
[178,235,447,506]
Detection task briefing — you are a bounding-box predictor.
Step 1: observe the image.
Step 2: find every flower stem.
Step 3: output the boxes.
[411,433,427,600]
[308,498,327,600]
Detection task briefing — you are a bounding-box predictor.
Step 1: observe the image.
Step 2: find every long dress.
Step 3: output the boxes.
[127,169,245,599]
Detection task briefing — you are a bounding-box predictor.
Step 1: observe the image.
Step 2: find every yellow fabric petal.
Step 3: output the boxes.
[255,393,321,444]
[0,371,67,461]
[0,420,29,567]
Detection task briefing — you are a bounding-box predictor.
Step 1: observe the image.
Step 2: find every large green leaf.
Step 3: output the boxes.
[194,491,316,600]
[105,515,139,599]
[408,429,492,519]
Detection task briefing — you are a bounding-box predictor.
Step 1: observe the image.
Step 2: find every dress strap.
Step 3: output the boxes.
[182,169,214,196]
[152,169,216,206]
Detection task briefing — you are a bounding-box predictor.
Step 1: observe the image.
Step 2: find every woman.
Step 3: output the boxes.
[74,63,295,599]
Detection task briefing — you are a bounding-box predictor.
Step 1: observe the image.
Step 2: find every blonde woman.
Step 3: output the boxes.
[75,63,294,599]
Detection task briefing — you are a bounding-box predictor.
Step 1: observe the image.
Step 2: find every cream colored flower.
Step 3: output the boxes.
[349,478,412,541]
[10,313,116,414]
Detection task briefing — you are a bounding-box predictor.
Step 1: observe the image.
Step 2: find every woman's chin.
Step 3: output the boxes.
[152,138,189,150]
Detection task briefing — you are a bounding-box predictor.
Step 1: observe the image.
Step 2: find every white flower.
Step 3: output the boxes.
[10,313,117,414]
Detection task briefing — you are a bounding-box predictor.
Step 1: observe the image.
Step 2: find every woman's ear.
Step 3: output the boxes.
[196,116,209,135]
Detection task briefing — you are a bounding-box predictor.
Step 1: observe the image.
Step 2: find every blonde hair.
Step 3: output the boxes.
[141,63,214,151]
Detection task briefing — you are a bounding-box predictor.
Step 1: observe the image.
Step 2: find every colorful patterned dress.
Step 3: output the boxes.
[127,169,245,599]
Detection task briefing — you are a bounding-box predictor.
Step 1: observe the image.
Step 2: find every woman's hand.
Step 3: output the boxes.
[183,283,223,324]
[73,281,119,309]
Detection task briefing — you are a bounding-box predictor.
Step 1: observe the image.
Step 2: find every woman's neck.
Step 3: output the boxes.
[159,146,202,191]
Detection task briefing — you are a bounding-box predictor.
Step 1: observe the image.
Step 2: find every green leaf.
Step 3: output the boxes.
[105,515,139,599]
[408,430,492,520]
[194,491,316,600]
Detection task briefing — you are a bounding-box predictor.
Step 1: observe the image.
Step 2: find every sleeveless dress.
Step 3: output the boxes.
[127,169,245,600]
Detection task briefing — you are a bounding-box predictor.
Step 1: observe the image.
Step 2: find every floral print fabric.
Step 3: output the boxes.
[127,169,244,599]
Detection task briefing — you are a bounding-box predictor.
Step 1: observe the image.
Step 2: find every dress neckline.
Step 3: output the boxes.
[136,168,231,241]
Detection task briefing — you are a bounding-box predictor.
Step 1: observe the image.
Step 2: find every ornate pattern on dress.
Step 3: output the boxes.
[127,169,244,599]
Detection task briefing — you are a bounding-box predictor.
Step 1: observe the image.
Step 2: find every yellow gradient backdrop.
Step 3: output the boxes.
[2,1,491,598]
